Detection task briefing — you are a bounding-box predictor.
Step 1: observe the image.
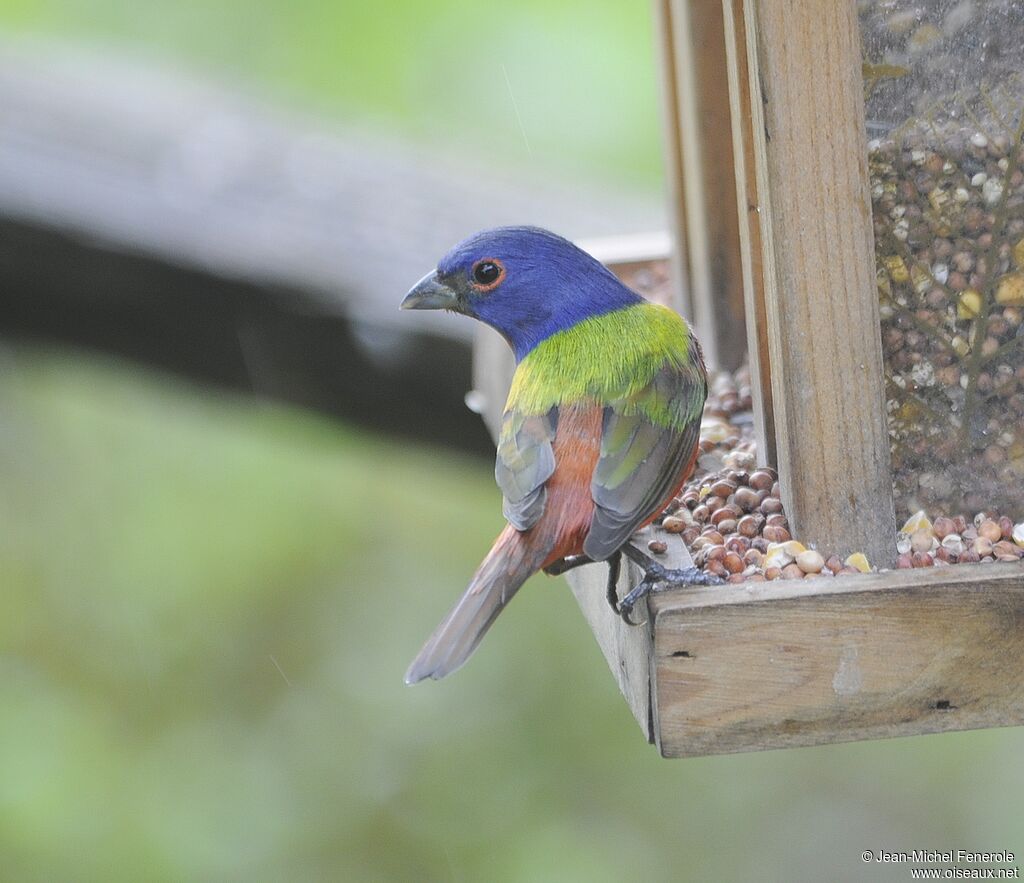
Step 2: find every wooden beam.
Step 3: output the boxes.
[720,0,776,467]
[0,44,662,346]
[740,0,895,565]
[653,0,693,320]
[662,0,748,371]
[0,219,496,453]
[650,563,1024,758]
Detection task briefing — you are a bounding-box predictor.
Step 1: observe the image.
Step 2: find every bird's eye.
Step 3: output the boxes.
[471,259,505,290]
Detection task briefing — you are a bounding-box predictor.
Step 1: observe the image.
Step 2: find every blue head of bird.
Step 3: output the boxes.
[401,226,641,361]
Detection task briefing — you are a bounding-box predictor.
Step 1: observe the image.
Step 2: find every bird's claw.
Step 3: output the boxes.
[616,565,724,626]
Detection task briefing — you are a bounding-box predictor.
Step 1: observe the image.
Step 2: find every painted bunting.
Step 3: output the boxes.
[401,227,717,683]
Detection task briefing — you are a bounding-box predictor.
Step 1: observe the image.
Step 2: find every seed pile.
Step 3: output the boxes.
[652,370,869,583]
[859,0,1024,514]
[658,465,870,583]
[893,510,1024,569]
[648,367,1024,583]
[871,108,1024,515]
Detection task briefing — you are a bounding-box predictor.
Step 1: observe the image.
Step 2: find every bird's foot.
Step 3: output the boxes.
[616,545,723,625]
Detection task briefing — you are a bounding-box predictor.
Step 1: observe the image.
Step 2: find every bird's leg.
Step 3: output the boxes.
[543,554,594,576]
[605,551,622,614]
[616,543,723,625]
[545,552,622,615]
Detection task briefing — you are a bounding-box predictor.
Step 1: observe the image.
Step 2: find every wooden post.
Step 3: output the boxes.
[720,0,776,467]
[653,0,694,322]
[659,0,748,371]
[738,0,896,565]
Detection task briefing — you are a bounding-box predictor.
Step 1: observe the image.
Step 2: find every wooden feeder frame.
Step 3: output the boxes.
[472,0,1024,757]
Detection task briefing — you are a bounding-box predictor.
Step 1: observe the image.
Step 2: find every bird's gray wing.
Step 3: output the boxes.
[584,361,705,560]
[494,406,558,530]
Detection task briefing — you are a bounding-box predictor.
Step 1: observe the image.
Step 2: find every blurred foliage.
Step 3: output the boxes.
[0,0,665,188]
[1,346,1023,881]
[0,1,1023,878]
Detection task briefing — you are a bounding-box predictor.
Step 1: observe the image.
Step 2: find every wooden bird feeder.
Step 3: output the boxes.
[473,0,1024,756]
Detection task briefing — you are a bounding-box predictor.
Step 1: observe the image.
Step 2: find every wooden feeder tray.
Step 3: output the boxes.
[573,529,1024,757]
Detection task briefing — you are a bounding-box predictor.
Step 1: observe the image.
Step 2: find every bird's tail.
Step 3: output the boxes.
[404,525,550,684]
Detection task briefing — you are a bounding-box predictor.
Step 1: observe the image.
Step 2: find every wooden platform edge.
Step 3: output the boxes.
[648,562,1024,757]
[567,562,656,742]
[566,527,697,742]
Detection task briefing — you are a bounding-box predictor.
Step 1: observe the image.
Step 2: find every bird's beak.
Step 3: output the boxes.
[401,270,460,311]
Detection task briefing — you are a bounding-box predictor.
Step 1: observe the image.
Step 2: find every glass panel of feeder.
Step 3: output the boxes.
[860,2,1024,521]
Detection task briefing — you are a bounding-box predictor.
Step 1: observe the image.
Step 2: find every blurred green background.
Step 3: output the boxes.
[1,2,1023,881]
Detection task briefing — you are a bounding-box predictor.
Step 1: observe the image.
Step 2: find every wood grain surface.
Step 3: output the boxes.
[566,526,698,742]
[741,0,896,564]
[650,563,1024,757]
[721,0,776,467]
[661,0,748,371]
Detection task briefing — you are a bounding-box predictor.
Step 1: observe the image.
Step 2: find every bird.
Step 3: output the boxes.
[400,226,719,683]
